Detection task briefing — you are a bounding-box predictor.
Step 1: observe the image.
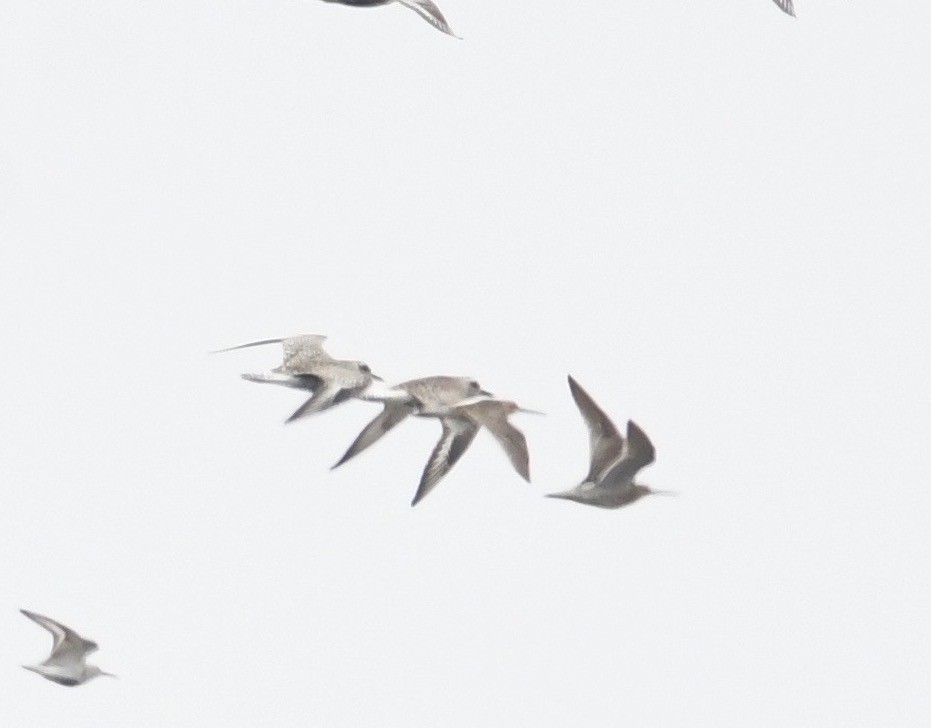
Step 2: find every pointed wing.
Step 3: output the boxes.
[457,401,531,482]
[482,416,530,482]
[567,376,625,482]
[332,403,416,468]
[771,0,795,16]
[395,0,459,37]
[21,610,97,666]
[411,417,479,505]
[212,335,328,357]
[212,337,290,354]
[599,420,656,488]
[241,371,322,391]
[285,384,357,423]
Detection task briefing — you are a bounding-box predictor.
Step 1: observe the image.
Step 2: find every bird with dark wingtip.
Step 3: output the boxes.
[319,0,459,37]
[214,333,388,423]
[772,0,795,17]
[546,376,674,509]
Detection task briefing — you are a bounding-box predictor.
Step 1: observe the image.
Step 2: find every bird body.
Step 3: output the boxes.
[548,478,654,510]
[546,376,671,509]
[284,358,378,422]
[20,610,114,686]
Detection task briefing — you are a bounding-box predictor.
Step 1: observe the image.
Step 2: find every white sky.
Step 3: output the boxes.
[1,1,929,725]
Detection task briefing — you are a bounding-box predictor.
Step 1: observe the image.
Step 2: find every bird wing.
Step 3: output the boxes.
[21,610,97,665]
[395,0,459,37]
[283,349,334,374]
[599,420,656,488]
[772,0,796,17]
[457,401,531,482]
[567,376,625,482]
[285,383,357,423]
[481,415,530,482]
[212,335,329,357]
[240,371,323,391]
[211,337,289,354]
[281,335,329,360]
[411,417,479,505]
[332,403,416,468]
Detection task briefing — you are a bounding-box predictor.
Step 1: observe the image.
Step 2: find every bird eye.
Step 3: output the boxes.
[360,364,370,372]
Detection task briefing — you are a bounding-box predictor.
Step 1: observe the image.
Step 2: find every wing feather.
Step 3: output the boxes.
[21,610,97,665]
[458,401,530,482]
[411,418,478,505]
[567,376,625,482]
[332,403,415,468]
[599,420,656,488]
[482,417,530,482]
[395,0,459,36]
[285,385,356,423]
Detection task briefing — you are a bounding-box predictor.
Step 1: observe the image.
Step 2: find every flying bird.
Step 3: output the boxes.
[318,0,459,38]
[284,357,381,422]
[214,334,381,421]
[546,376,673,509]
[772,0,795,16]
[20,610,115,686]
[332,375,491,469]
[213,334,332,391]
[412,395,542,506]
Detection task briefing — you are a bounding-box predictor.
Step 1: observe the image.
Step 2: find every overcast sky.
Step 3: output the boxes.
[1,1,929,726]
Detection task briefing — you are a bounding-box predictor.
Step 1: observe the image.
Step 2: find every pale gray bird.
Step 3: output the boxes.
[319,0,459,37]
[332,375,491,469]
[772,0,795,16]
[20,610,115,686]
[213,334,332,391]
[284,357,380,422]
[214,334,379,421]
[546,376,673,509]
[412,395,542,507]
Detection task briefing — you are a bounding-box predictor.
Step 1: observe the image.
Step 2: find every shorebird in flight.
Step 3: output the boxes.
[332,375,491,469]
[546,376,673,509]
[213,334,332,391]
[284,357,381,422]
[318,0,459,37]
[20,610,115,686]
[772,0,795,16]
[214,334,380,421]
[410,396,541,506]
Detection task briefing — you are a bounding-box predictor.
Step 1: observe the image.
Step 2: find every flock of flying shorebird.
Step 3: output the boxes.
[212,334,674,509]
[19,333,674,687]
[317,0,797,39]
[17,0,799,694]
